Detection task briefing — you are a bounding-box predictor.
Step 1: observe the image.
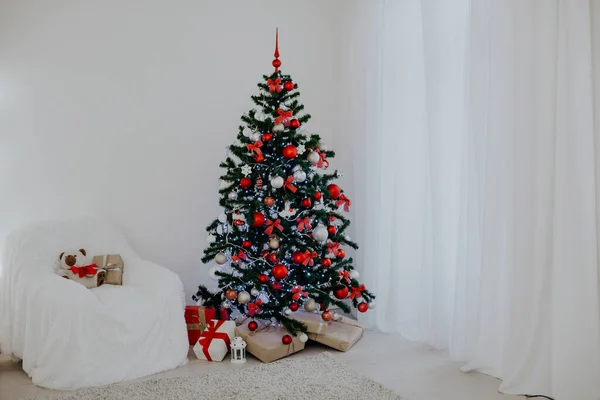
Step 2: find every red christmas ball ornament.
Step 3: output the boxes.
[322,258,332,268]
[283,81,294,91]
[301,198,312,208]
[291,251,306,264]
[258,274,269,284]
[262,132,273,142]
[242,240,252,249]
[264,196,275,207]
[337,249,346,259]
[321,311,333,322]
[272,59,282,69]
[248,321,258,331]
[255,153,265,163]
[289,303,299,312]
[272,264,289,280]
[327,226,336,235]
[225,289,237,300]
[251,212,265,228]
[313,191,322,200]
[282,144,298,159]
[240,177,252,189]
[327,184,341,199]
[357,302,369,313]
[268,253,278,263]
[282,334,293,345]
[289,119,300,129]
[271,282,282,291]
[333,285,349,300]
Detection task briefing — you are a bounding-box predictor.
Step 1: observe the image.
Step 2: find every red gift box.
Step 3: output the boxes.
[185,305,229,345]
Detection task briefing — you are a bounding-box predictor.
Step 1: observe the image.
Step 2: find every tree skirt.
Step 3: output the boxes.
[25,353,403,400]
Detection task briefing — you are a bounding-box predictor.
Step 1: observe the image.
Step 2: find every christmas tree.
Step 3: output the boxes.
[194,30,375,336]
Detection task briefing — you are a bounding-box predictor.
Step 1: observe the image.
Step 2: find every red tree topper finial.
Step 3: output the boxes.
[272,28,281,72]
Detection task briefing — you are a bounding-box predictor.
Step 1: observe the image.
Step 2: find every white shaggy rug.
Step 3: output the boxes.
[25,353,402,400]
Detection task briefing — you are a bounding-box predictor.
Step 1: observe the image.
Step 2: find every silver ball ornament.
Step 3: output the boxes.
[304,298,317,312]
[228,191,238,200]
[270,176,284,189]
[307,151,320,164]
[312,224,329,242]
[284,308,292,316]
[250,288,259,296]
[368,300,376,309]
[293,170,307,183]
[237,291,251,304]
[349,270,360,280]
[299,333,308,343]
[215,253,227,265]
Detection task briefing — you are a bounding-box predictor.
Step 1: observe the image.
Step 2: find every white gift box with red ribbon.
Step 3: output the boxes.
[193,319,236,362]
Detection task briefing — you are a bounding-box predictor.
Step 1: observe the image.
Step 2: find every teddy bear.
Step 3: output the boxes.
[56,248,106,288]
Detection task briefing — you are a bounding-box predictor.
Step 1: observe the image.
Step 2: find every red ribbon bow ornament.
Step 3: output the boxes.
[246,140,263,157]
[296,217,312,231]
[231,251,247,264]
[336,194,351,212]
[283,176,297,193]
[265,219,284,235]
[291,286,308,301]
[275,108,293,126]
[327,242,341,255]
[69,264,99,278]
[267,77,282,93]
[339,270,351,284]
[315,149,329,169]
[350,284,366,300]
[302,251,317,266]
[198,320,231,361]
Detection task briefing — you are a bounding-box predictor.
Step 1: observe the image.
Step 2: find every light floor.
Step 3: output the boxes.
[0,331,524,400]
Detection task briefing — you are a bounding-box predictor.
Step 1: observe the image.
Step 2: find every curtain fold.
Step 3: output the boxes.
[339,0,600,398]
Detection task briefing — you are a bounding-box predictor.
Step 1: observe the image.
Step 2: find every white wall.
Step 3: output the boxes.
[0,0,344,300]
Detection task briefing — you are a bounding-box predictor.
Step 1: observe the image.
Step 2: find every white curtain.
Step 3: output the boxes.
[339,1,600,398]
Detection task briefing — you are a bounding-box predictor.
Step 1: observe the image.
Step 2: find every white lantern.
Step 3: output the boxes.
[231,336,247,364]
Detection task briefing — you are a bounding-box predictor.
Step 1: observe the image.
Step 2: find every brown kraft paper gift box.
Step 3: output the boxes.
[292,310,364,352]
[92,254,124,285]
[235,323,305,363]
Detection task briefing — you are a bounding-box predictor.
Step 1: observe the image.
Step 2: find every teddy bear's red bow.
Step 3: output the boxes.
[69,264,99,278]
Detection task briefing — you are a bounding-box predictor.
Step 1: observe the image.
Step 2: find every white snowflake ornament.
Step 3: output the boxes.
[297,144,306,154]
[241,165,252,176]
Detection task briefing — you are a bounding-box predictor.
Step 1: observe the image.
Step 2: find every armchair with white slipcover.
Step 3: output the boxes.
[0,217,189,389]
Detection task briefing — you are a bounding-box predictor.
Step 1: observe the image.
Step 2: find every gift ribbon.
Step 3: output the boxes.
[283,176,297,193]
[186,307,208,332]
[336,194,351,212]
[315,149,329,169]
[265,219,284,235]
[339,270,351,284]
[296,217,311,231]
[302,251,317,266]
[350,284,366,300]
[291,286,308,301]
[198,320,231,361]
[275,108,293,125]
[246,140,263,158]
[267,77,282,93]
[69,264,99,278]
[327,242,340,255]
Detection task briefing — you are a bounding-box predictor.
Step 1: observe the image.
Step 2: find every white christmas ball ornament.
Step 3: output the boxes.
[237,291,251,304]
[304,298,317,312]
[273,123,284,132]
[312,224,329,242]
[251,132,261,142]
[284,308,292,316]
[215,253,227,265]
[218,213,227,223]
[299,333,308,343]
[270,176,284,189]
[333,312,340,321]
[293,170,307,183]
[228,191,238,200]
[349,270,360,280]
[307,151,320,164]
[208,266,219,280]
[250,288,259,296]
[368,300,376,309]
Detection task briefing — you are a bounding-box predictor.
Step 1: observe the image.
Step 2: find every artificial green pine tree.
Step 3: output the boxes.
[194,30,375,336]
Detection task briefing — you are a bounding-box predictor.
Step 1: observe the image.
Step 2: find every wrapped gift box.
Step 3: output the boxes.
[92,254,124,285]
[193,319,236,362]
[185,305,229,345]
[235,323,305,363]
[293,311,364,352]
